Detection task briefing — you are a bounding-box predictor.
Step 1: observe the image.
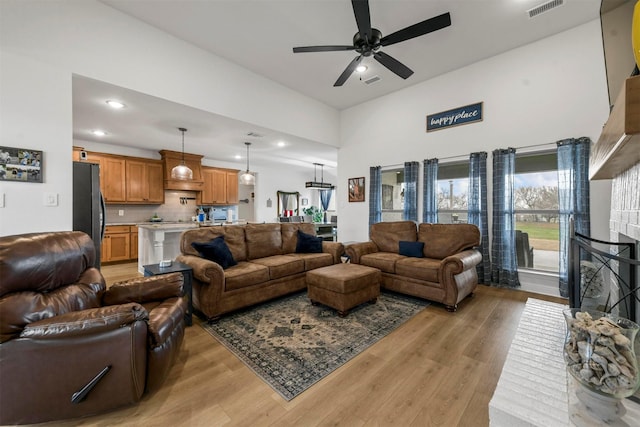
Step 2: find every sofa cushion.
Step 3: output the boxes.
[245,223,283,260]
[395,257,440,282]
[250,255,305,280]
[285,253,334,270]
[180,226,247,262]
[360,252,405,274]
[281,223,316,254]
[224,262,270,291]
[418,223,480,260]
[370,221,417,253]
[296,230,323,253]
[399,241,424,258]
[192,237,237,269]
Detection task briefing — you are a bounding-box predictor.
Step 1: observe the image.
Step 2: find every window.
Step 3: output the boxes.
[514,151,559,272]
[381,168,405,222]
[437,162,469,224]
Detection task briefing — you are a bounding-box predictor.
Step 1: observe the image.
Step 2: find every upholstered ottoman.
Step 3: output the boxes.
[306,263,381,316]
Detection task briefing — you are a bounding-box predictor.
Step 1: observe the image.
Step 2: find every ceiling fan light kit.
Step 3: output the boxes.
[240,142,256,186]
[171,127,194,180]
[292,0,451,86]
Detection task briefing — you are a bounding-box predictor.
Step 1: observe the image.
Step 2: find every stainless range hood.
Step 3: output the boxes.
[305,163,334,189]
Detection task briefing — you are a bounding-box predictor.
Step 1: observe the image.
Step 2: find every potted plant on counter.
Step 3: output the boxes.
[302,206,323,223]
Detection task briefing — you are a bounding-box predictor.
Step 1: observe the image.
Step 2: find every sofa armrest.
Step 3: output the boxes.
[322,241,345,264]
[440,249,483,275]
[103,273,184,306]
[175,254,223,284]
[344,241,378,264]
[19,303,148,340]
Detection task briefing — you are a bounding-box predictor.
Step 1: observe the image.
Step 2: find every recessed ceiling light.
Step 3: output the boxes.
[277,141,285,147]
[106,100,125,109]
[92,130,107,136]
[356,65,367,73]
[234,154,242,160]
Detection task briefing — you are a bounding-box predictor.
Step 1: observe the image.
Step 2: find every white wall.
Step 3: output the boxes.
[0,0,339,236]
[337,20,612,296]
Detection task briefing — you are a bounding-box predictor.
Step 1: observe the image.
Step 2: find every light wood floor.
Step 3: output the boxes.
[30,262,567,427]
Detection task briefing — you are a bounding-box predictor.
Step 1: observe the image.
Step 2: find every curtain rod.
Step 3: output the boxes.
[380,141,557,169]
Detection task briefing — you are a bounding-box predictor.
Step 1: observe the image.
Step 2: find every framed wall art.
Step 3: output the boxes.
[0,146,43,183]
[348,177,365,202]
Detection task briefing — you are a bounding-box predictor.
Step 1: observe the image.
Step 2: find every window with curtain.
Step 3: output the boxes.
[369,166,382,226]
[468,152,490,284]
[403,161,419,222]
[422,158,438,223]
[514,151,559,272]
[437,161,469,224]
[491,148,520,288]
[557,137,591,298]
[380,168,405,222]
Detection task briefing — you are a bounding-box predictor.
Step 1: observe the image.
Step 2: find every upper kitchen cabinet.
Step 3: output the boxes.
[199,167,239,205]
[160,150,204,191]
[88,153,126,203]
[126,159,164,204]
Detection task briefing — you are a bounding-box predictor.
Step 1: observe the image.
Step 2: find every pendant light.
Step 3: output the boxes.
[171,127,193,180]
[239,142,255,185]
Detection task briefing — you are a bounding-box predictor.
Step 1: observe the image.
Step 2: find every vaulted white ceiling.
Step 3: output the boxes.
[74,0,602,171]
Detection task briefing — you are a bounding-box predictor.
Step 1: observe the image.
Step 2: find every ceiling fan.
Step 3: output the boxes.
[292,0,451,87]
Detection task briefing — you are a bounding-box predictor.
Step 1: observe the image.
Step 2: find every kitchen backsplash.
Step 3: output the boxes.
[105,190,237,224]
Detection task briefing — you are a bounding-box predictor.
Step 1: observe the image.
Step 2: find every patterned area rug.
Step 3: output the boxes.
[201,291,429,400]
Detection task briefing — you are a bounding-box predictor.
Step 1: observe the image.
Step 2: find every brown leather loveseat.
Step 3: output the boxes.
[345,221,482,311]
[0,231,187,425]
[177,222,344,321]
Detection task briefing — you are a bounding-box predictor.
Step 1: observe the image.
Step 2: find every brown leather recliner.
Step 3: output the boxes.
[0,231,187,425]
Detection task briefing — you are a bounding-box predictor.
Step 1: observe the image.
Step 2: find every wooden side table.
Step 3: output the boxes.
[143,261,193,326]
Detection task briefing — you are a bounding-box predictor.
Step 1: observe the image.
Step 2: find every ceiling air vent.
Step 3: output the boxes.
[527,0,564,18]
[364,76,381,85]
[246,131,263,138]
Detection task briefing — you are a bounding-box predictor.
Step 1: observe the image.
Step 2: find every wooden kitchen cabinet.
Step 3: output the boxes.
[84,153,126,203]
[199,167,239,205]
[125,159,164,204]
[130,228,138,260]
[102,225,131,263]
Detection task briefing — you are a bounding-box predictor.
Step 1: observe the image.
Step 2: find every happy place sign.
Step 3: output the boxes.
[426,102,483,132]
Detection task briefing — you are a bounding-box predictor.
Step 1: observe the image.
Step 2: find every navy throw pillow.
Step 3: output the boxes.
[295,230,323,253]
[192,236,237,269]
[399,241,424,258]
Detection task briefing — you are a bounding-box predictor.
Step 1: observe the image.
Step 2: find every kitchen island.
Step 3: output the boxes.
[137,223,199,274]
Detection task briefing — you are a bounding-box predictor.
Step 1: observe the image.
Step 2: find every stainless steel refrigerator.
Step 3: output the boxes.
[73,161,106,269]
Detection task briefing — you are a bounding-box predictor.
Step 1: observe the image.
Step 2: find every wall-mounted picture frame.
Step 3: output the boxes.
[348,177,365,202]
[0,146,43,183]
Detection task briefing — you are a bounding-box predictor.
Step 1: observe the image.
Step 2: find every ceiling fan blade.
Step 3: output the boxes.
[380,12,451,47]
[351,0,372,42]
[374,51,413,79]
[334,55,363,87]
[293,45,355,53]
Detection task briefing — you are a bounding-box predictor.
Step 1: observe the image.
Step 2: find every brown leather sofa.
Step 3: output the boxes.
[345,221,482,311]
[176,222,344,321]
[0,231,187,425]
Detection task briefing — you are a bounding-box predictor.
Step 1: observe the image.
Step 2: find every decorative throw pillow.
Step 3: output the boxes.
[295,230,323,253]
[192,236,237,269]
[399,241,424,258]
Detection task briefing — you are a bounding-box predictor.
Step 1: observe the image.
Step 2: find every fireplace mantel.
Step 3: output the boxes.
[590,75,640,180]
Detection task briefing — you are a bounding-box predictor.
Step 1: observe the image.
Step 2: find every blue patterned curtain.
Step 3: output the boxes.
[403,161,419,222]
[369,166,382,226]
[422,158,438,223]
[491,148,520,288]
[468,152,490,284]
[557,137,591,297]
[319,189,332,211]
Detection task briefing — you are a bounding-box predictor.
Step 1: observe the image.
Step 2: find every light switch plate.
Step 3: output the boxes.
[43,192,58,206]
[0,193,4,208]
